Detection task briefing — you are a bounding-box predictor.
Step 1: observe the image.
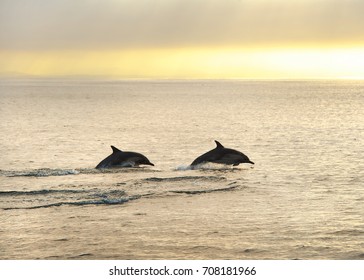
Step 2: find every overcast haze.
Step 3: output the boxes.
[1,0,364,50]
[1,0,364,78]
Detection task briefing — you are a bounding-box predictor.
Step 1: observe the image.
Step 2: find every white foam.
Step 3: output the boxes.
[175,163,241,171]
[175,165,193,171]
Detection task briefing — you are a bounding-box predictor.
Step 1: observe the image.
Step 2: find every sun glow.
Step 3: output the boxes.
[1,47,364,79]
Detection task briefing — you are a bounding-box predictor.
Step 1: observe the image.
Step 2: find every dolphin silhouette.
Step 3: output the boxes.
[190,140,254,168]
[96,145,154,169]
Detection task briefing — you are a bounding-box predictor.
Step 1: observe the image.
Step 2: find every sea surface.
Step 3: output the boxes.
[0,79,363,259]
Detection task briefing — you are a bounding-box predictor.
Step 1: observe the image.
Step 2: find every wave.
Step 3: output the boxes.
[1,186,131,211]
[175,165,193,171]
[143,175,225,182]
[175,164,229,171]
[175,164,252,171]
[330,229,364,236]
[348,253,364,260]
[0,189,87,196]
[0,167,160,177]
[0,164,248,178]
[3,195,140,210]
[170,185,237,195]
[1,168,79,177]
[1,171,243,210]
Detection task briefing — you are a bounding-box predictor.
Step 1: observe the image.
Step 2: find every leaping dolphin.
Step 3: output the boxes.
[96,145,154,169]
[190,140,254,168]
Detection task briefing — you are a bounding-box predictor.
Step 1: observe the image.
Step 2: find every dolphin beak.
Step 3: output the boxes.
[149,162,155,166]
[249,160,255,164]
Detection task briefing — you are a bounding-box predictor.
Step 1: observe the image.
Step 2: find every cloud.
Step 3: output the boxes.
[1,0,364,51]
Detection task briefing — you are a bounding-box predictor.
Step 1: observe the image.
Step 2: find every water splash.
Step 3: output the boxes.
[175,165,193,171]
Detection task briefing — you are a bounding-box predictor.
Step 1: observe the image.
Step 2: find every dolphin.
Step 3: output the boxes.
[96,145,154,169]
[190,140,254,168]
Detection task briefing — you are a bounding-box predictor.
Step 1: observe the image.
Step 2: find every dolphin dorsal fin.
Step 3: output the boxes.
[111,145,122,153]
[214,140,224,149]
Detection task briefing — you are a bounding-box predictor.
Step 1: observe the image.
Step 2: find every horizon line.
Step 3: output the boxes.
[1,74,363,82]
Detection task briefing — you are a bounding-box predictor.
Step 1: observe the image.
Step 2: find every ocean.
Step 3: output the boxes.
[0,79,363,259]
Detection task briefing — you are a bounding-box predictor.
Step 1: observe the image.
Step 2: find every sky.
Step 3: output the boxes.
[1,0,364,79]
